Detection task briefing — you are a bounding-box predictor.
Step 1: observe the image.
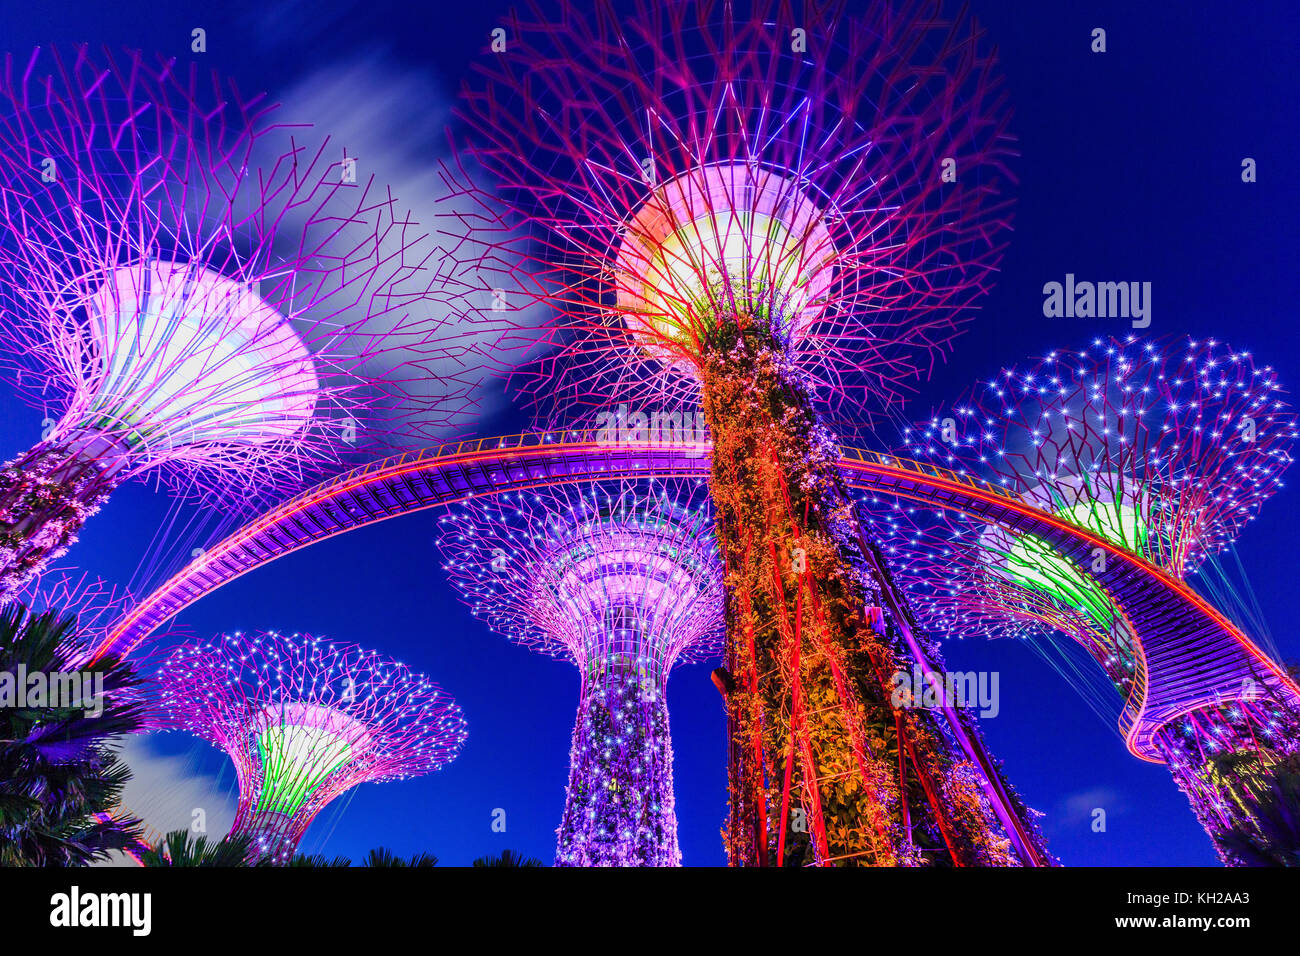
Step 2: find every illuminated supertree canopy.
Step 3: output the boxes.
[903,336,1297,579]
[153,630,466,864]
[445,0,1045,866]
[892,335,1295,688]
[885,335,1300,864]
[0,45,472,599]
[436,479,723,866]
[451,0,1015,420]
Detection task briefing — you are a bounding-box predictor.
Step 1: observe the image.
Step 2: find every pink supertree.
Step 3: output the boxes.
[436,479,723,866]
[0,46,472,599]
[883,335,1300,863]
[153,630,466,864]
[443,0,1043,866]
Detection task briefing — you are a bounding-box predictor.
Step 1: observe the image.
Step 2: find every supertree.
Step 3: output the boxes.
[0,45,468,599]
[152,630,466,864]
[444,0,1047,865]
[436,479,723,866]
[888,335,1300,863]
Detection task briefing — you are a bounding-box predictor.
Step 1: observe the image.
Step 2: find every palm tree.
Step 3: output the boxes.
[139,829,262,867]
[289,847,440,866]
[291,852,353,867]
[363,846,439,867]
[0,603,144,865]
[472,849,544,867]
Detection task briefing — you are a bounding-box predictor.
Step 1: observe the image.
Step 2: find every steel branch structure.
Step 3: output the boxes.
[153,630,466,864]
[437,480,723,865]
[445,0,1032,866]
[902,337,1296,579]
[887,336,1300,862]
[0,45,469,599]
[448,0,1015,420]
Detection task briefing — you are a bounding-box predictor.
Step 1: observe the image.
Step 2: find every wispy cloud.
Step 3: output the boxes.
[264,51,548,442]
[96,734,236,866]
[1056,786,1126,825]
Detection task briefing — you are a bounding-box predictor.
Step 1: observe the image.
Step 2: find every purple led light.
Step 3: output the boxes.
[0,45,468,600]
[436,479,723,866]
[152,630,467,864]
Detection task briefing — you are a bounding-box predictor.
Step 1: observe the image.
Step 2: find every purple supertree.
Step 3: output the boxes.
[153,630,466,864]
[443,0,1043,867]
[883,335,1300,862]
[0,46,468,599]
[436,479,723,866]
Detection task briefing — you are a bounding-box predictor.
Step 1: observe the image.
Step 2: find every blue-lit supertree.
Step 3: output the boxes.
[436,479,723,866]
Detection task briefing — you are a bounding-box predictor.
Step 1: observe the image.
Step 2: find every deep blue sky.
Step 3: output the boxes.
[1,0,1297,865]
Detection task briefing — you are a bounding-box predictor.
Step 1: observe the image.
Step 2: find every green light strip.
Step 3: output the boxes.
[1002,499,1148,631]
[255,723,353,817]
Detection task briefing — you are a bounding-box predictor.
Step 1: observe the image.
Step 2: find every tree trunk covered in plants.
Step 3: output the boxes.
[699,311,1027,866]
[0,442,117,600]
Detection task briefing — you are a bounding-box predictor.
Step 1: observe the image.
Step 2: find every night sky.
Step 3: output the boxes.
[1,0,1297,866]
